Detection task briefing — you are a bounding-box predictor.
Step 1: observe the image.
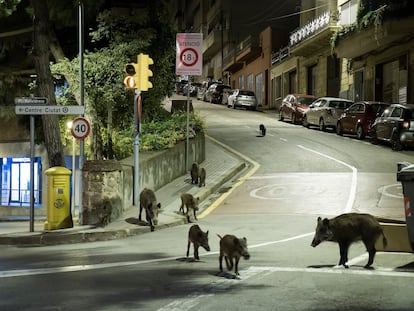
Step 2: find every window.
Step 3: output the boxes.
[238,75,244,89]
[307,65,317,96]
[391,107,403,118]
[247,74,254,91]
[340,0,358,26]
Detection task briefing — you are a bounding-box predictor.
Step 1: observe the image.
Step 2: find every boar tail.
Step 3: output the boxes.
[217,234,223,240]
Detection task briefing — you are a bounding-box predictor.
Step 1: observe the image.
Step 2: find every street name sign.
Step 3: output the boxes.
[176,33,203,76]
[15,97,48,105]
[15,105,85,115]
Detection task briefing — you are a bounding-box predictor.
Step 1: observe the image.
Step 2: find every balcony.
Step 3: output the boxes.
[289,11,340,57]
[235,35,262,63]
[202,29,224,59]
[334,17,414,59]
[271,46,290,65]
[222,49,243,72]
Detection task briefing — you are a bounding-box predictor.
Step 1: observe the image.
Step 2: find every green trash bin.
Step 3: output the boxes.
[44,166,73,230]
[396,162,414,251]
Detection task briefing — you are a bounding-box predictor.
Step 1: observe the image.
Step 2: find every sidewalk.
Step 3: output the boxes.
[0,137,246,246]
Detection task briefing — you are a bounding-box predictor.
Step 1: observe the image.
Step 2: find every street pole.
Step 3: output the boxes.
[29,115,35,232]
[78,1,84,224]
[186,79,191,170]
[133,90,141,207]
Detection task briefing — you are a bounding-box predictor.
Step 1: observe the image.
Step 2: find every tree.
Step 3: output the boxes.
[31,0,65,167]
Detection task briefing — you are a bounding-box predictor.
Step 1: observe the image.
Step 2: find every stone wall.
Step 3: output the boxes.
[81,134,205,226]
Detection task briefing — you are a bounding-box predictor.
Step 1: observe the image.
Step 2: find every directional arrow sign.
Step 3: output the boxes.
[15,105,85,115]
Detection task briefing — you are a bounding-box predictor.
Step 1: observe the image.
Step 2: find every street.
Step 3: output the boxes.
[1,97,414,310]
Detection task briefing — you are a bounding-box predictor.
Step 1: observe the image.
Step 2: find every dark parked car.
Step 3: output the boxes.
[210,84,231,104]
[336,101,390,139]
[370,103,414,150]
[303,97,354,131]
[279,94,317,124]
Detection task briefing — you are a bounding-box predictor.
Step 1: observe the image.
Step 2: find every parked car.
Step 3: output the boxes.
[175,80,188,94]
[370,103,414,151]
[336,101,390,139]
[203,83,217,102]
[303,97,354,131]
[279,94,317,124]
[210,84,231,104]
[227,89,257,110]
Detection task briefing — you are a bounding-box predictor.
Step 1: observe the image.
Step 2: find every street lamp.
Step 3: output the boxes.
[66,121,76,217]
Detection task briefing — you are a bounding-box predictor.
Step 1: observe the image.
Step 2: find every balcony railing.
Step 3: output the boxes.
[271,46,290,65]
[290,11,331,46]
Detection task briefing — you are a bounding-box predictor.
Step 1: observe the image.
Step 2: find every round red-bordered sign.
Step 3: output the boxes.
[180,48,198,67]
[71,117,90,140]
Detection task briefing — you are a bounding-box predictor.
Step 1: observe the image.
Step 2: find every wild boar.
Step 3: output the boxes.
[259,124,266,136]
[218,234,250,275]
[179,193,199,223]
[311,213,387,269]
[186,224,210,260]
[198,167,206,187]
[190,162,199,184]
[139,188,161,232]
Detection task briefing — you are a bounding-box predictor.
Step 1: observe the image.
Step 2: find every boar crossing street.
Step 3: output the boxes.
[179,193,200,223]
[311,213,388,268]
[218,234,250,276]
[186,224,210,260]
[139,188,161,232]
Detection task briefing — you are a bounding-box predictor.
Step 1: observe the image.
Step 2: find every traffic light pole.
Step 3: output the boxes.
[133,90,141,207]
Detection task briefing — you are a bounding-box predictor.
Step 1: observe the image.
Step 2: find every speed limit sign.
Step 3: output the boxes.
[71,117,90,140]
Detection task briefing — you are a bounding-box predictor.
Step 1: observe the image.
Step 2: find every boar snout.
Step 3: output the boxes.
[311,238,320,247]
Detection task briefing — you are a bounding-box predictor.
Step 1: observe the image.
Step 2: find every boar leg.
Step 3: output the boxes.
[186,241,191,257]
[225,256,233,271]
[219,253,224,272]
[363,239,377,268]
[139,206,143,221]
[194,244,200,260]
[338,241,350,268]
[234,257,241,275]
[193,208,197,221]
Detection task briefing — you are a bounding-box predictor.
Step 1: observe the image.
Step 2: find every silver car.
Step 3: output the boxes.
[227,89,257,110]
[303,97,354,131]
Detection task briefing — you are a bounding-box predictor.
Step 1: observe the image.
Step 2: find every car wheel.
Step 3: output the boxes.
[336,122,343,136]
[391,133,403,151]
[356,125,365,139]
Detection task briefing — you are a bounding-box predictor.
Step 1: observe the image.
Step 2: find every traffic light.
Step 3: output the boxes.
[136,53,154,91]
[123,63,139,89]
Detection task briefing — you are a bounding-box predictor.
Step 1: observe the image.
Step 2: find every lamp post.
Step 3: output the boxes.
[67,121,76,217]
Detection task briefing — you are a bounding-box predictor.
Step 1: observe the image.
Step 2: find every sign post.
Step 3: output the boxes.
[15,97,87,232]
[176,33,203,170]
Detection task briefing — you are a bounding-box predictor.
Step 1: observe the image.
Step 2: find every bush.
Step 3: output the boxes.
[112,111,205,158]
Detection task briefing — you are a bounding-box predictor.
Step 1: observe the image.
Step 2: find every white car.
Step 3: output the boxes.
[227,89,257,110]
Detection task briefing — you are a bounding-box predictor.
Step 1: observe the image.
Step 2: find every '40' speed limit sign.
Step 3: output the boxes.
[71,117,90,140]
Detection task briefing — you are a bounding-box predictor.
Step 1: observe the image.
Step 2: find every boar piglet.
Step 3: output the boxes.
[139,188,161,232]
[186,224,210,260]
[190,162,199,184]
[198,167,206,187]
[218,234,250,275]
[311,213,387,269]
[179,193,199,223]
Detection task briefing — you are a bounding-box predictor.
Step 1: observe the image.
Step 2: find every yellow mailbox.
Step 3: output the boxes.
[44,166,73,230]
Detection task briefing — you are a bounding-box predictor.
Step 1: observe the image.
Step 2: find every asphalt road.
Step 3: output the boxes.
[1,98,414,311]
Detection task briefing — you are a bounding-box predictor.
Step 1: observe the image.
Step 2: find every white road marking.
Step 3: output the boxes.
[297,145,357,213]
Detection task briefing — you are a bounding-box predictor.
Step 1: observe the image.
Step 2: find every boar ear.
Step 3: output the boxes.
[233,237,239,245]
[206,230,209,235]
[157,203,161,209]
[322,218,330,226]
[317,216,322,222]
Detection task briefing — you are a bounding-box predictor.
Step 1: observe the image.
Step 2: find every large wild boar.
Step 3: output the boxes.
[190,162,199,184]
[218,234,250,275]
[311,213,387,268]
[186,224,210,260]
[139,188,161,232]
[198,167,206,187]
[179,193,199,223]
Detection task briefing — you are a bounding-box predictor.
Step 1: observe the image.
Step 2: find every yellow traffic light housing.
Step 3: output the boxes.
[136,53,154,91]
[123,63,139,89]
